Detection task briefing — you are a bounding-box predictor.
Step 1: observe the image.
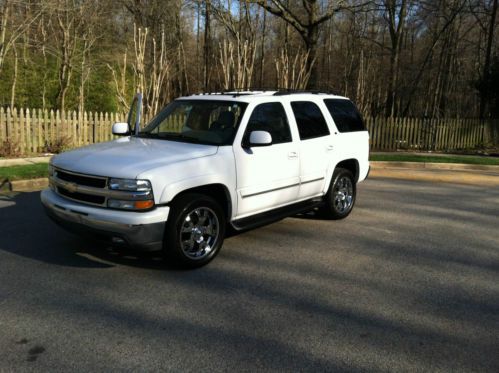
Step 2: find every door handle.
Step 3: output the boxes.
[326,145,334,151]
[288,151,298,159]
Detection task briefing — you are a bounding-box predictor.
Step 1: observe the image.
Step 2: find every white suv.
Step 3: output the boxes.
[41,91,370,267]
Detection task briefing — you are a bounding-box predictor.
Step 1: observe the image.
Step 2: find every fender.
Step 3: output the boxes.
[159,175,236,218]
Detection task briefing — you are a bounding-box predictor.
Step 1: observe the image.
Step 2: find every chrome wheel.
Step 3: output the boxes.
[334,176,354,213]
[180,207,220,260]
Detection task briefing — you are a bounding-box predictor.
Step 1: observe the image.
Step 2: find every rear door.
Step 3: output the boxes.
[233,101,300,218]
[289,101,333,199]
[323,99,370,181]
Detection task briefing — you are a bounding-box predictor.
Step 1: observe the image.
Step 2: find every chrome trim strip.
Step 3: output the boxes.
[241,177,325,199]
[241,183,300,199]
[301,177,325,185]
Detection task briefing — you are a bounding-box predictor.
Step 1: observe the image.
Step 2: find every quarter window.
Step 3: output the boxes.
[290,101,330,140]
[245,102,292,144]
[324,99,366,132]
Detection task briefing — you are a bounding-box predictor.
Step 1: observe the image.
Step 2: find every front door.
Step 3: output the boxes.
[233,102,300,218]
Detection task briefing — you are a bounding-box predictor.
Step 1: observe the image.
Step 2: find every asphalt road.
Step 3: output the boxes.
[1,177,498,372]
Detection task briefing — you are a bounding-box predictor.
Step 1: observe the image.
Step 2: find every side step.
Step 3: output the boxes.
[231,198,324,231]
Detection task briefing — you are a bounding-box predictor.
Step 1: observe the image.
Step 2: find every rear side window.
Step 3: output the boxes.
[290,101,330,140]
[324,99,365,132]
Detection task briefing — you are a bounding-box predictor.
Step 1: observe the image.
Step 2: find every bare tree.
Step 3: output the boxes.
[48,0,100,111]
[0,0,43,76]
[479,0,498,119]
[253,0,371,88]
[204,0,212,90]
[107,51,130,112]
[132,25,171,115]
[383,0,409,117]
[214,0,258,89]
[275,47,313,89]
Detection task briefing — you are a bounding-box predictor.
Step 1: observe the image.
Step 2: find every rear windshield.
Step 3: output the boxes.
[324,99,366,133]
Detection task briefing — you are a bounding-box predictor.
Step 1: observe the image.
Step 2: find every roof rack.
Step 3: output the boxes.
[192,87,341,97]
[193,87,279,97]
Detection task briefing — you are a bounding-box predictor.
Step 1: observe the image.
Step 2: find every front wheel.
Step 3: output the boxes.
[164,193,226,268]
[320,168,356,220]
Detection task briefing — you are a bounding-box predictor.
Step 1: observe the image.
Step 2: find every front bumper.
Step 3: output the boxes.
[41,189,170,251]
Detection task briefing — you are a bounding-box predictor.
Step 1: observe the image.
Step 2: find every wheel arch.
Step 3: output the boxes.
[169,183,233,220]
[335,158,360,182]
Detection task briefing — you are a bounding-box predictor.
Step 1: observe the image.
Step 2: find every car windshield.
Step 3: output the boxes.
[139,100,248,146]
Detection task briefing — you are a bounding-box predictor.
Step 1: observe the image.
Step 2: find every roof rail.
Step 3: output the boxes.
[272,89,340,96]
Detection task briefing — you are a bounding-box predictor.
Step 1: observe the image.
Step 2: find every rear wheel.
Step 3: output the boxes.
[164,193,226,268]
[320,168,356,219]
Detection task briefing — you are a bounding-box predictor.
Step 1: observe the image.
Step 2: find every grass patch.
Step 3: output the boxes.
[371,153,499,165]
[0,163,48,181]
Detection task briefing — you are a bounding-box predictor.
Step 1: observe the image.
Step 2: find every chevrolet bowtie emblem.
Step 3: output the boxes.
[65,182,78,193]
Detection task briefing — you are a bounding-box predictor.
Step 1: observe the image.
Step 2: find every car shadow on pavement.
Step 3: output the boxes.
[0,190,319,270]
[0,190,180,270]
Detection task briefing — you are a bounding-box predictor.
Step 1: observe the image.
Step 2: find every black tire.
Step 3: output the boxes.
[320,168,356,220]
[164,193,226,268]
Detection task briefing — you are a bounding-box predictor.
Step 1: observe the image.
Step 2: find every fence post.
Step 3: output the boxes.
[0,107,5,142]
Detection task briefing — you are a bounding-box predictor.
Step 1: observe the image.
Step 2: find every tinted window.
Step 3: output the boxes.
[245,102,292,144]
[324,99,365,132]
[290,101,330,140]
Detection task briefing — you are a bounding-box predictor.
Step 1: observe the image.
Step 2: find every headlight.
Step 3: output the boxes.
[107,178,154,211]
[108,178,151,192]
[48,164,54,176]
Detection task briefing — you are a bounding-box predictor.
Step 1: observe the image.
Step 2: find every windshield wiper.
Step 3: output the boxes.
[138,132,218,146]
[137,132,161,139]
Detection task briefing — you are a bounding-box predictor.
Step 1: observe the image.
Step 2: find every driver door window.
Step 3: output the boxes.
[244,103,292,144]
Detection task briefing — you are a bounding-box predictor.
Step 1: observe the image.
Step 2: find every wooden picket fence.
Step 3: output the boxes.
[0,106,497,155]
[364,117,498,151]
[0,108,128,154]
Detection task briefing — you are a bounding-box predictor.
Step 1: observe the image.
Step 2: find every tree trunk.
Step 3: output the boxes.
[384,0,407,117]
[0,2,11,76]
[259,6,266,87]
[196,1,201,88]
[479,0,498,119]
[203,0,211,91]
[304,26,319,89]
[10,44,17,109]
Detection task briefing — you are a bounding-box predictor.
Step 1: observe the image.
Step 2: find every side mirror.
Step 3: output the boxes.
[112,122,130,136]
[245,130,272,147]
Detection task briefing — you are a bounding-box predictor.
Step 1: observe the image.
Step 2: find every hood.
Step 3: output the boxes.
[51,137,218,178]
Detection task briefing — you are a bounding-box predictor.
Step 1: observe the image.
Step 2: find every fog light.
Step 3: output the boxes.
[107,199,154,210]
[112,237,125,244]
[108,199,135,210]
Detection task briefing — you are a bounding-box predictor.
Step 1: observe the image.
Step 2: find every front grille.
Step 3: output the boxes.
[55,169,106,188]
[57,187,106,205]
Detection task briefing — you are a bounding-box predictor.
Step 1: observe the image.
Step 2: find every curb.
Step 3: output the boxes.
[370,161,499,173]
[0,156,52,167]
[369,168,499,187]
[9,178,48,191]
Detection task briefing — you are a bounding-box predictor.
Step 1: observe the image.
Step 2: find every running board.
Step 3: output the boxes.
[231,198,324,231]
